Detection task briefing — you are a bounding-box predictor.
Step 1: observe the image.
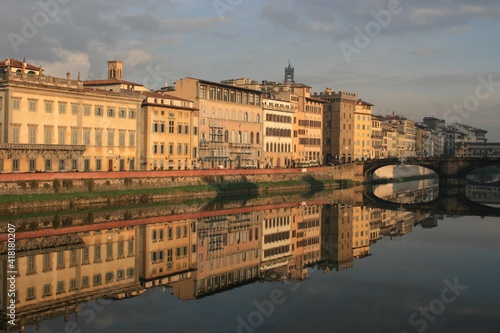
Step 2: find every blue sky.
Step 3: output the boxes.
[2,0,500,139]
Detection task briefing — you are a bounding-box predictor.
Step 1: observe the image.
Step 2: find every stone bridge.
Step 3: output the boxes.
[363,186,500,217]
[363,157,500,186]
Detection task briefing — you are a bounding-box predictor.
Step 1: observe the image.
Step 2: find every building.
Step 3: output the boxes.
[262,98,295,168]
[371,115,384,159]
[354,100,373,161]
[167,78,263,169]
[140,91,198,170]
[0,58,143,173]
[455,142,500,158]
[316,89,356,163]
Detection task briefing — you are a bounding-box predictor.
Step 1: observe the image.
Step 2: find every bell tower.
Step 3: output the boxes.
[284,60,295,83]
[107,60,123,80]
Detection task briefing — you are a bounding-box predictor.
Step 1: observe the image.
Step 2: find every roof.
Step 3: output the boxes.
[84,78,144,87]
[356,99,374,107]
[180,77,263,93]
[290,83,311,88]
[141,90,194,103]
[0,58,42,71]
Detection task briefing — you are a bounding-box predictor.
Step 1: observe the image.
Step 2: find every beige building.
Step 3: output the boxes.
[352,206,371,258]
[290,204,322,280]
[140,91,198,170]
[316,89,357,163]
[371,115,384,159]
[0,227,141,330]
[354,100,373,161]
[262,98,295,168]
[167,77,263,169]
[0,58,143,173]
[321,204,354,272]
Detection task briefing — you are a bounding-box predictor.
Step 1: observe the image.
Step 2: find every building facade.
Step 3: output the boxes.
[317,89,356,163]
[168,78,263,169]
[0,58,143,173]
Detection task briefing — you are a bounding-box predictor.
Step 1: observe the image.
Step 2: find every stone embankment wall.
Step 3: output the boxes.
[0,164,363,196]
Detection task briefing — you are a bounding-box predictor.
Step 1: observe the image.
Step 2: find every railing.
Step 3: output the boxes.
[0,143,86,151]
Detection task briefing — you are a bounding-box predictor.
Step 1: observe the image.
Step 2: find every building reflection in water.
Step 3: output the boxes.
[0,193,464,332]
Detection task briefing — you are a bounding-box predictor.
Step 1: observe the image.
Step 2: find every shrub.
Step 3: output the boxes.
[53,179,61,193]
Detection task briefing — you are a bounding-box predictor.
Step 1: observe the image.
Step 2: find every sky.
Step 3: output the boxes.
[2,0,500,139]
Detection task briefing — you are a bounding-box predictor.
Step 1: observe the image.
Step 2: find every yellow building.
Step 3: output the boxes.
[354,100,373,161]
[290,204,322,280]
[321,204,354,271]
[352,206,371,258]
[167,77,263,169]
[371,115,384,159]
[140,91,198,170]
[262,98,295,168]
[0,58,143,172]
[0,227,141,330]
[139,219,197,286]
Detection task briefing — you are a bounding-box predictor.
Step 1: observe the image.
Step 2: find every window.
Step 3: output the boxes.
[12,99,20,110]
[71,128,78,145]
[128,240,134,257]
[95,106,103,116]
[29,99,37,112]
[27,255,36,274]
[169,121,174,133]
[26,287,36,300]
[107,108,115,117]
[45,101,53,113]
[107,129,114,147]
[11,126,20,144]
[83,128,91,145]
[106,243,113,261]
[82,247,90,264]
[199,85,207,98]
[43,283,51,297]
[58,127,66,145]
[59,103,67,114]
[57,251,65,269]
[43,253,51,271]
[82,276,90,288]
[93,274,102,285]
[44,159,52,172]
[119,131,125,147]
[117,269,125,280]
[129,131,136,147]
[118,241,124,259]
[119,109,126,118]
[95,129,102,146]
[71,104,79,115]
[57,281,65,294]
[69,279,77,291]
[105,272,114,283]
[94,244,101,263]
[129,109,136,119]
[84,105,91,116]
[127,267,135,278]
[28,126,37,144]
[44,127,53,144]
[70,250,77,266]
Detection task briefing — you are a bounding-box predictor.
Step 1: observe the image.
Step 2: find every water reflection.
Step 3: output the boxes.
[373,178,439,204]
[1,184,499,333]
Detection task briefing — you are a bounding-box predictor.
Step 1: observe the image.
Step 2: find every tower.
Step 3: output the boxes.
[284,60,294,83]
[107,60,123,80]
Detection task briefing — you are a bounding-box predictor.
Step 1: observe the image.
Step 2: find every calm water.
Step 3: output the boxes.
[2,183,500,333]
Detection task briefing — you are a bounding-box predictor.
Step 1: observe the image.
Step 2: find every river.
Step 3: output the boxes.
[1,181,499,333]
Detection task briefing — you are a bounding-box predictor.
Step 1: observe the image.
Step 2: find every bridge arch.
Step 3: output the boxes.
[363,158,441,180]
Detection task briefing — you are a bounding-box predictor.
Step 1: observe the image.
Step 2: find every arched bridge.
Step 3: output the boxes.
[363,186,500,217]
[363,157,500,186]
